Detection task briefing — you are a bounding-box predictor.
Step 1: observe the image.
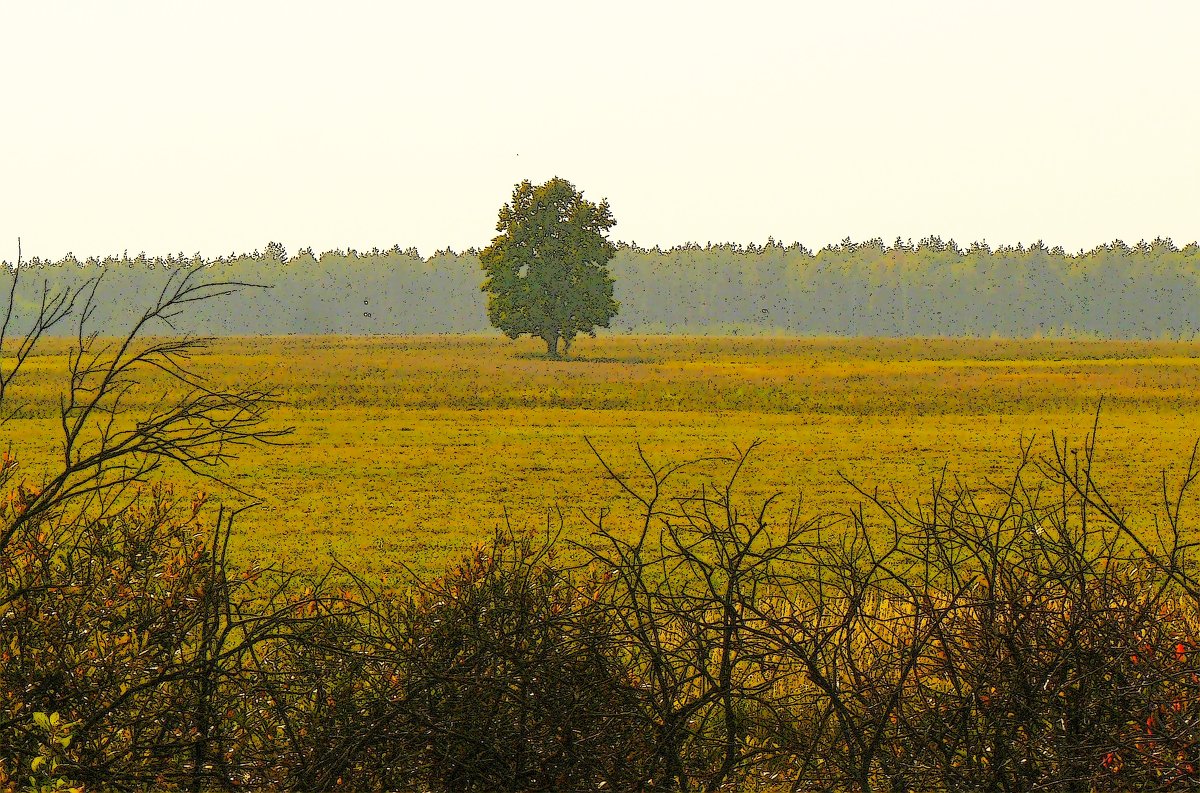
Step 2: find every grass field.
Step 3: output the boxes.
[8,334,1200,577]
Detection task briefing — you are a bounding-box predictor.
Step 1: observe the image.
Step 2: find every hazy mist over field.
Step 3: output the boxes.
[5,238,1200,340]
[3,1,1197,263]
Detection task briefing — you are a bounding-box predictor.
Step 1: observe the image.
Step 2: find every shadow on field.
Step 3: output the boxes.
[512,351,654,364]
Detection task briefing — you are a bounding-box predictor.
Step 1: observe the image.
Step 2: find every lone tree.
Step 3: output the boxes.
[480,177,619,358]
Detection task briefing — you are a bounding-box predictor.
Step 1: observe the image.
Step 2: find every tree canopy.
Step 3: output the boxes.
[479,177,619,357]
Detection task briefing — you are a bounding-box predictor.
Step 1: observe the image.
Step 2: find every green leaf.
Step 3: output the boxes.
[30,755,45,772]
[33,712,50,730]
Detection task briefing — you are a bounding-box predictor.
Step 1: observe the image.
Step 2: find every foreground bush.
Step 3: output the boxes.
[4,431,1200,792]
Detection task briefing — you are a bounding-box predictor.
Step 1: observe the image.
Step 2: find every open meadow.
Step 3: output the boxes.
[8,333,1200,577]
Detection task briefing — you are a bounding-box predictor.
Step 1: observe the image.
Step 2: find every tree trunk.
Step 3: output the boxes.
[544,332,560,359]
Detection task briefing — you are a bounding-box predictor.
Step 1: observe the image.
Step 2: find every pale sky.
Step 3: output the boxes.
[2,1,1197,262]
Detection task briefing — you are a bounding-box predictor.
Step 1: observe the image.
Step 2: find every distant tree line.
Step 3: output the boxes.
[4,236,1200,338]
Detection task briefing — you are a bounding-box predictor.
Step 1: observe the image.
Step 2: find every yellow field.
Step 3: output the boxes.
[8,334,1200,576]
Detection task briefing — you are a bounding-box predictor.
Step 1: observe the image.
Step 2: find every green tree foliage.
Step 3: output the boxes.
[479,177,619,357]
